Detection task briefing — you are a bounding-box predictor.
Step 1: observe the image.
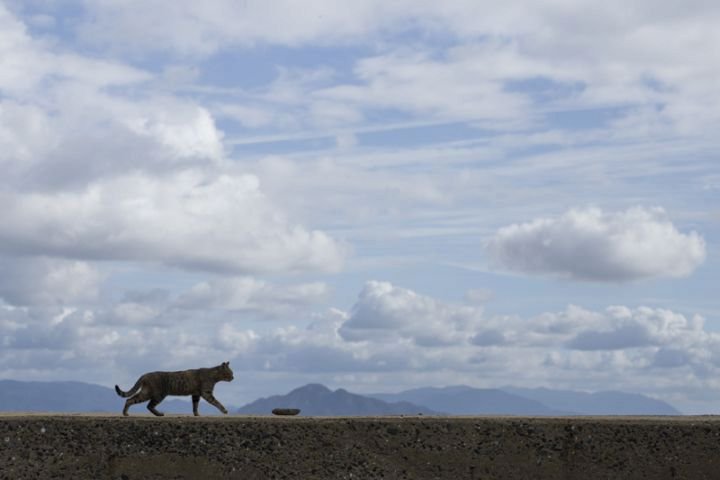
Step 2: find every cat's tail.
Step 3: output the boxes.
[115,379,142,398]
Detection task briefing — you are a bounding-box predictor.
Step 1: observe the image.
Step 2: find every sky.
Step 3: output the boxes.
[0,0,718,413]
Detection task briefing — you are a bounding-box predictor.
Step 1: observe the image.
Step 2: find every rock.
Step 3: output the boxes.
[272,408,301,416]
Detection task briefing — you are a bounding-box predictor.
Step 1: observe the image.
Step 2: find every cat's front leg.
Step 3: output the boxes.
[201,391,228,414]
[192,395,201,416]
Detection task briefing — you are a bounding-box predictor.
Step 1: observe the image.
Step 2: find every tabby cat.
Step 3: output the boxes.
[115,362,234,416]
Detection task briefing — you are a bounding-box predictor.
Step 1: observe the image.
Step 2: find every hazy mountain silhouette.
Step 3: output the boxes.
[0,380,222,414]
[501,386,680,415]
[237,384,438,416]
[1,380,681,416]
[371,386,567,415]
[372,385,680,415]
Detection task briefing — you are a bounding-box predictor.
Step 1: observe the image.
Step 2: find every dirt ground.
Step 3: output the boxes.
[1,414,719,479]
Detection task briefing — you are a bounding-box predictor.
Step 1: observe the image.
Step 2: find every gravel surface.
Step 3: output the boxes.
[1,414,719,479]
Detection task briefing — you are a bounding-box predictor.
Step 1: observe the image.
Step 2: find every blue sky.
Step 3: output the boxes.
[0,0,718,413]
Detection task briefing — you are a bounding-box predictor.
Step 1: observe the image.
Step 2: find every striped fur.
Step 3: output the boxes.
[115,362,234,416]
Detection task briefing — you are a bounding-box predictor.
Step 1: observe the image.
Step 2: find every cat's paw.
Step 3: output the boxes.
[221,408,228,414]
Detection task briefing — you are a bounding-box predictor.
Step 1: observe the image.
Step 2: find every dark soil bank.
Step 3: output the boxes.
[1,415,719,479]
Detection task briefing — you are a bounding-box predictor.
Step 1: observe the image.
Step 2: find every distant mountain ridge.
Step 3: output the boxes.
[237,384,438,416]
[0,380,222,414]
[0,380,681,416]
[372,385,680,416]
[370,386,569,415]
[500,386,680,415]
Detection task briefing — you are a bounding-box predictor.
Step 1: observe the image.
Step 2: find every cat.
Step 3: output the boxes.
[115,361,234,416]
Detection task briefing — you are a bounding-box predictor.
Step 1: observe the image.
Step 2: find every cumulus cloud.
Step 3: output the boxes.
[568,324,655,350]
[565,306,708,351]
[0,5,345,279]
[1,279,719,411]
[0,257,102,307]
[0,304,96,354]
[470,329,507,346]
[1,89,227,191]
[216,285,720,401]
[1,103,123,189]
[7,0,719,147]
[122,101,225,162]
[0,4,149,95]
[319,46,532,125]
[0,171,345,274]
[486,207,706,281]
[339,281,484,346]
[76,0,408,55]
[67,0,720,141]
[175,277,329,316]
[653,348,693,369]
[90,274,331,328]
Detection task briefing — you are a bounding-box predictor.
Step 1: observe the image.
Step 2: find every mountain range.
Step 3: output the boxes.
[237,384,437,416]
[370,386,567,415]
[0,380,205,414]
[0,379,681,416]
[500,386,680,415]
[370,385,680,415]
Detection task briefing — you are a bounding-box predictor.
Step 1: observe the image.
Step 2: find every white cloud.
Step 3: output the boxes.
[318,45,534,126]
[0,92,229,191]
[1,279,719,411]
[0,257,102,307]
[175,277,329,316]
[108,302,161,326]
[0,6,345,279]
[88,274,330,328]
[0,170,345,274]
[215,285,720,404]
[335,132,358,150]
[464,288,495,304]
[0,5,218,188]
[76,0,407,55]
[470,329,507,346]
[0,304,93,352]
[68,0,720,140]
[486,206,706,281]
[0,4,149,95]
[123,101,225,162]
[215,104,278,129]
[339,281,484,346]
[0,100,57,165]
[565,306,708,351]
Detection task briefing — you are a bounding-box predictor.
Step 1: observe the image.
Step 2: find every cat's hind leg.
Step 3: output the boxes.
[147,395,167,417]
[122,390,150,416]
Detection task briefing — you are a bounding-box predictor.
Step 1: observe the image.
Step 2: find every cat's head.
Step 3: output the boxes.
[220,361,234,381]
